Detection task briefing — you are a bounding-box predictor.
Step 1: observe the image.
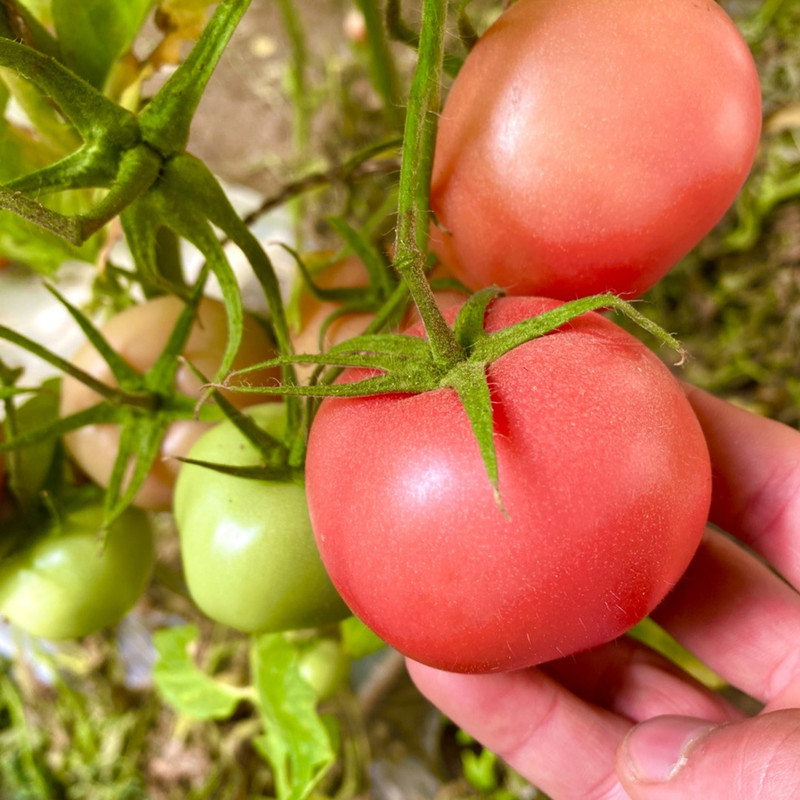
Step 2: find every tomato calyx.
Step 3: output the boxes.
[221,289,686,504]
[0,275,242,527]
[176,392,299,485]
[0,0,298,425]
[175,455,300,485]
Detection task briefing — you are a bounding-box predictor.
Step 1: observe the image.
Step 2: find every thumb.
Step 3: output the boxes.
[617,711,800,799]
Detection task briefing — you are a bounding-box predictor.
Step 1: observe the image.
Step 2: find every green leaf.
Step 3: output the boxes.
[51,0,155,90]
[251,633,337,800]
[17,0,54,29]
[0,209,98,273]
[1,376,60,503]
[152,625,249,721]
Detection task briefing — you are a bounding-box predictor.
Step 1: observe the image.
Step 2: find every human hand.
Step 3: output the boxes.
[408,386,800,799]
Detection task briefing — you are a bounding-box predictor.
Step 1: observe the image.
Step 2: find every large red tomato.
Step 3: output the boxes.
[430,0,762,300]
[305,297,711,673]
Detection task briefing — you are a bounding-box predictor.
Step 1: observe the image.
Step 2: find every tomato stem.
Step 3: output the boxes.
[353,0,404,128]
[393,0,465,373]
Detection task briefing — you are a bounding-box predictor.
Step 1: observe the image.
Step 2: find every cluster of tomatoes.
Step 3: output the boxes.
[0,0,762,676]
[303,0,763,673]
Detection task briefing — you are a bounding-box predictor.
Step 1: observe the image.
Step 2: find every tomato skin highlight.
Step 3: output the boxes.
[0,502,155,640]
[173,403,351,634]
[430,0,762,300]
[305,297,712,674]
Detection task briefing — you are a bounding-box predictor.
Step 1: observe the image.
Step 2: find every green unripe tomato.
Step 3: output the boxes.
[173,403,351,634]
[0,502,155,640]
[298,638,351,700]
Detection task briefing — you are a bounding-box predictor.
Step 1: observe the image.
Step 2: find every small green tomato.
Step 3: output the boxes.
[173,403,351,634]
[0,502,155,640]
[298,638,351,700]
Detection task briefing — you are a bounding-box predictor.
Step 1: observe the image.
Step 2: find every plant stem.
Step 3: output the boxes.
[354,0,403,128]
[393,0,464,372]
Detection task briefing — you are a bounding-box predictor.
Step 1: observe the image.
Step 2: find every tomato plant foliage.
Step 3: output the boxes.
[0,0,784,793]
[306,298,712,674]
[430,0,763,300]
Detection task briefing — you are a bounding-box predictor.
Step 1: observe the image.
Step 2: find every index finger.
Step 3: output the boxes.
[683,385,800,586]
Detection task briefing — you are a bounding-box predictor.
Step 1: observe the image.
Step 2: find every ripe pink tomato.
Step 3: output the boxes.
[430,0,762,300]
[60,295,279,510]
[305,297,711,673]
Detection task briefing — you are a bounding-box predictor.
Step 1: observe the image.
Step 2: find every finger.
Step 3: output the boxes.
[683,385,800,586]
[407,659,630,799]
[652,527,800,704]
[617,710,800,799]
[542,635,743,724]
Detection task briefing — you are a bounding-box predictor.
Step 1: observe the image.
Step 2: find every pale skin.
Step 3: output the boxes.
[408,386,800,799]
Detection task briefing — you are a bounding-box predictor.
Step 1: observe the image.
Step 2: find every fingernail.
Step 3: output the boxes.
[621,717,714,783]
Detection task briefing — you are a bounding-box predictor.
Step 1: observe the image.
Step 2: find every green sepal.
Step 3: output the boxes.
[470,293,686,365]
[452,287,501,351]
[119,197,187,297]
[181,357,289,471]
[103,412,169,526]
[443,360,506,514]
[326,216,395,297]
[43,283,144,391]
[286,248,373,305]
[0,321,147,403]
[326,331,435,360]
[0,36,138,138]
[167,154,294,373]
[173,456,295,484]
[142,273,207,395]
[123,159,245,389]
[137,0,252,157]
[0,402,122,454]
